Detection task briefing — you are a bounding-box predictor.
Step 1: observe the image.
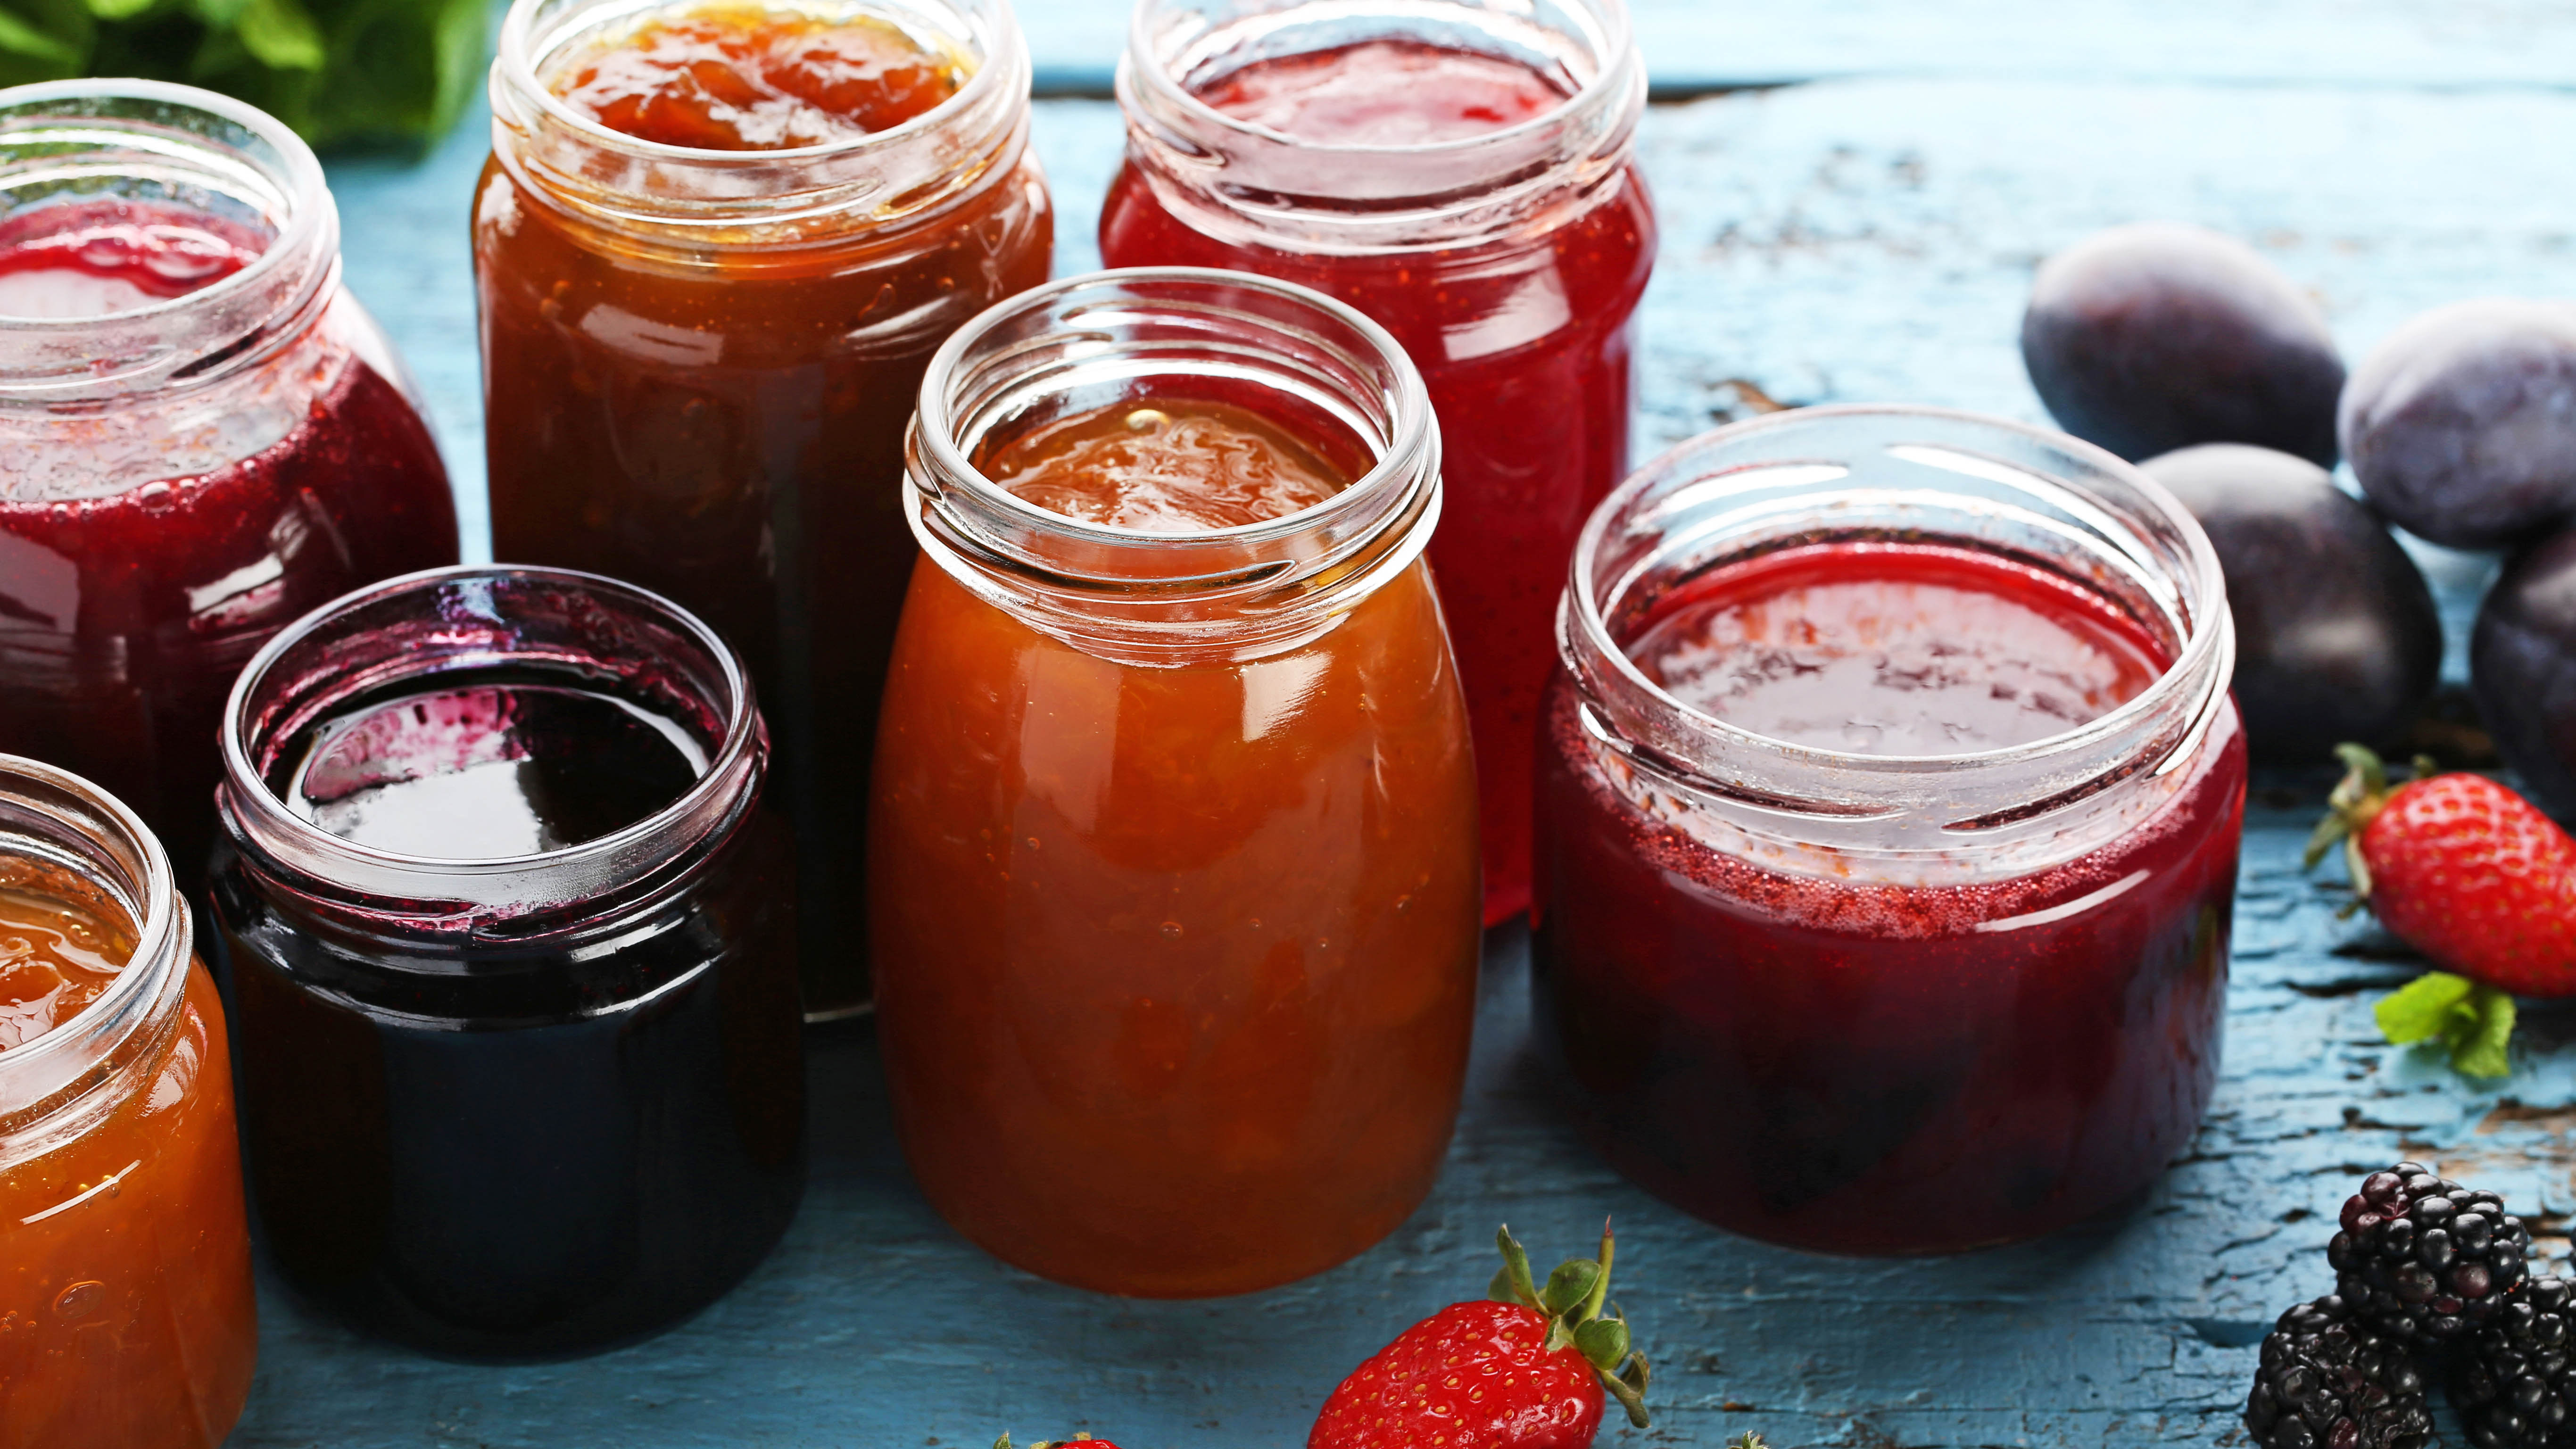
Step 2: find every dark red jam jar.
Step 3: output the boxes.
[1534,406,2246,1256]
[0,81,459,885]
[211,566,803,1358]
[1101,0,1656,927]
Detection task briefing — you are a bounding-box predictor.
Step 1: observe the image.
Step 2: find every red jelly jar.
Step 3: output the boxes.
[1534,406,2245,1256]
[1101,0,1656,927]
[0,82,459,884]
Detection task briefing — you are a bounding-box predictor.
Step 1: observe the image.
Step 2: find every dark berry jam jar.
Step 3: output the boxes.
[1101,0,1656,927]
[211,565,803,1358]
[1535,406,2245,1256]
[0,81,459,885]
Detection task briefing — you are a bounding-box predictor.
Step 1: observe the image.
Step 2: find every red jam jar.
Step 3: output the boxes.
[477,0,1055,1019]
[212,566,803,1357]
[873,270,1480,1297]
[0,753,256,1448]
[1534,406,2245,1256]
[0,81,459,884]
[1100,0,1656,926]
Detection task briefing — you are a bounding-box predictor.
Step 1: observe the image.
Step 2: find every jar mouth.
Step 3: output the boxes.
[1564,405,2233,816]
[218,565,763,916]
[0,753,188,1113]
[0,79,335,396]
[495,0,1026,166]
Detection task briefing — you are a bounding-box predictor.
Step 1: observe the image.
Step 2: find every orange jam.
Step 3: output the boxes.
[547,4,963,147]
[0,862,255,1449]
[870,396,1482,1298]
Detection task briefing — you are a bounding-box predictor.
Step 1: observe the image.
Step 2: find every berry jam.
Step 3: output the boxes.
[547,3,964,147]
[1534,541,2244,1255]
[0,201,458,885]
[874,392,1479,1297]
[1101,37,1656,925]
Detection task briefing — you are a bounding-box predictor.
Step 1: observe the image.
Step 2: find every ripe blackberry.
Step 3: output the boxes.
[2245,1296,2435,1449]
[2457,1277,2576,1449]
[2332,1161,2531,1342]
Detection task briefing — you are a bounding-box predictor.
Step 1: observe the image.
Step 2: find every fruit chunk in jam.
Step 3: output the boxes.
[547,3,963,147]
[1534,540,2245,1255]
[0,883,127,1051]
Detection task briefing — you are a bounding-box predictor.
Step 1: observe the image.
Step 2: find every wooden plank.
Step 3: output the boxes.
[262,75,2576,1448]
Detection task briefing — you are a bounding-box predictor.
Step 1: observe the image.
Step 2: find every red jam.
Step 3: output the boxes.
[1101,38,1657,925]
[1534,541,2245,1255]
[548,4,963,148]
[0,202,458,883]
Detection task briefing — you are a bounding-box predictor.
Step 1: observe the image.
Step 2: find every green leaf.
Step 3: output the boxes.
[1541,1259,1601,1318]
[232,0,321,71]
[1572,1316,1629,1372]
[2377,972,2517,1080]
[81,0,158,25]
[0,0,91,77]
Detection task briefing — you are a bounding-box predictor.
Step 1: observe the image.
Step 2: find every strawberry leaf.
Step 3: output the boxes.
[2377,972,2517,1080]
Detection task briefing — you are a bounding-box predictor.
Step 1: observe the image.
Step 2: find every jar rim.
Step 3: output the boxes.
[218,564,762,904]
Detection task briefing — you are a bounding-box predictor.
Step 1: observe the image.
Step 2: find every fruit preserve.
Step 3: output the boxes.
[1534,407,2246,1256]
[213,567,803,1358]
[1102,0,1655,926]
[0,754,256,1449]
[0,83,459,885]
[477,0,1053,1018]
[873,272,1479,1297]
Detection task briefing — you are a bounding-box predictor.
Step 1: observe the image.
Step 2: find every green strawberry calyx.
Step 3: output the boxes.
[1487,1222,1652,1428]
[2303,743,2443,900]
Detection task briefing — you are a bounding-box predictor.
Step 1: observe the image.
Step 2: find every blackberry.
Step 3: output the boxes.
[2332,1162,2531,1343]
[2245,1296,2435,1449]
[2458,1277,2576,1449]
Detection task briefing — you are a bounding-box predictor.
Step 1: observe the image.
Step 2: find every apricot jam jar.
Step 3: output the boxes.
[212,566,803,1357]
[872,270,1480,1297]
[1102,0,1656,927]
[1535,407,2246,1256]
[476,0,1055,1020]
[0,81,459,885]
[0,754,256,1449]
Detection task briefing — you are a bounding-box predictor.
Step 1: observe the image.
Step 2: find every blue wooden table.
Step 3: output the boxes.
[231,7,2576,1444]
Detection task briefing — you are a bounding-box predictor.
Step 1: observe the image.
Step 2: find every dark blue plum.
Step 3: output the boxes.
[2140,443,2441,763]
[2023,223,2345,466]
[2341,298,2576,550]
[2473,529,2576,819]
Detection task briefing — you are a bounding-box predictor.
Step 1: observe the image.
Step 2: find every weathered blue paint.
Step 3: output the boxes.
[237,26,2576,1447]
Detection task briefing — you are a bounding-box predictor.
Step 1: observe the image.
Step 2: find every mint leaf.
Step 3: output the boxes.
[2377,972,2517,1080]
[232,0,320,71]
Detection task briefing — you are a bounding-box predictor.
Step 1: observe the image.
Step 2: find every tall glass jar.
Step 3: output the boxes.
[1101,0,1655,927]
[873,269,1481,1297]
[212,565,803,1357]
[0,753,256,1448]
[476,0,1055,1019]
[1535,407,2245,1255]
[0,81,460,886]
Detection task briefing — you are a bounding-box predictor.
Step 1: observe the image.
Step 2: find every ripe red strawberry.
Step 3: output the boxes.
[1307,1224,1649,1449]
[993,1436,1119,1449]
[2308,744,2576,994]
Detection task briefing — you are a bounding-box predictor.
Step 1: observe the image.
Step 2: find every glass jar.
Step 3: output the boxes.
[1535,406,2245,1256]
[0,753,256,1448]
[0,81,460,886]
[1101,0,1655,927]
[476,0,1056,1020]
[212,565,803,1358]
[874,269,1481,1297]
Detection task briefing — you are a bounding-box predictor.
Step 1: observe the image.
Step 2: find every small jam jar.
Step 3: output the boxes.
[477,0,1056,1020]
[0,753,256,1448]
[0,81,459,885]
[1535,406,2245,1256]
[1102,0,1657,927]
[212,566,803,1357]
[873,269,1481,1297]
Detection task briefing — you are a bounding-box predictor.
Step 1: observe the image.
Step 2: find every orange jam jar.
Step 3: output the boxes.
[476,0,1054,1019]
[871,270,1481,1297]
[0,754,254,1449]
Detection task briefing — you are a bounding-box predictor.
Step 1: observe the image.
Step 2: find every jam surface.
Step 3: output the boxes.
[1101,36,1657,926]
[0,884,128,1051]
[0,201,265,318]
[872,395,1480,1297]
[1630,542,2166,754]
[547,3,962,149]
[282,681,706,858]
[977,399,1347,531]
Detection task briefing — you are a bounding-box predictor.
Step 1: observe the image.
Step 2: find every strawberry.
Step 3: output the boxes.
[1307,1224,1649,1449]
[993,1436,1118,1448]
